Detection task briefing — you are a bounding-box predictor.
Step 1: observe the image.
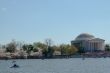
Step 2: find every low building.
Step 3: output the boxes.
[71,33,105,52]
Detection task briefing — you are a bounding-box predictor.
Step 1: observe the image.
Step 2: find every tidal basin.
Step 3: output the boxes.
[0,58,110,73]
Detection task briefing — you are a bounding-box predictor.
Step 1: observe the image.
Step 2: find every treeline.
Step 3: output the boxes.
[1,39,110,59]
[0,39,78,58]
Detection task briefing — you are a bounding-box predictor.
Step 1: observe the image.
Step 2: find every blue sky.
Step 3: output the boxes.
[0,0,110,45]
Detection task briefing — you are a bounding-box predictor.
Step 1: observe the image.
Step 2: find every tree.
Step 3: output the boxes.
[59,44,78,55]
[33,42,48,57]
[42,48,48,58]
[5,40,17,53]
[22,44,28,51]
[22,44,34,56]
[60,44,70,55]
[33,42,47,49]
[16,41,24,50]
[2,45,5,49]
[52,45,60,52]
[76,43,85,53]
[0,44,2,49]
[33,48,38,52]
[67,45,78,55]
[44,39,54,58]
[45,38,53,47]
[47,46,54,58]
[105,44,110,51]
[27,45,33,55]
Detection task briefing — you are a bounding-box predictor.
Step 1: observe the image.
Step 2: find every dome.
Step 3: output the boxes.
[75,33,95,41]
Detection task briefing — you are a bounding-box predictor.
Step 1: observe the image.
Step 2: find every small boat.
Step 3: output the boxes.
[10,64,20,68]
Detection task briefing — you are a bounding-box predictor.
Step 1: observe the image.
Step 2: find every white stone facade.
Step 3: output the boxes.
[71,33,105,52]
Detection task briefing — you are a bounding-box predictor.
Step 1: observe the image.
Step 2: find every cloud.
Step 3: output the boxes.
[1,8,7,12]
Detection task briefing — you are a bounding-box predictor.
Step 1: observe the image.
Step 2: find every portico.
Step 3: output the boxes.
[71,33,105,52]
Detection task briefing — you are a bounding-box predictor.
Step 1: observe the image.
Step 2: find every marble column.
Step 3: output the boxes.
[93,42,95,51]
[90,42,92,52]
[99,42,102,50]
[92,42,94,51]
[98,42,100,50]
[88,42,90,51]
[91,42,94,52]
[97,42,100,51]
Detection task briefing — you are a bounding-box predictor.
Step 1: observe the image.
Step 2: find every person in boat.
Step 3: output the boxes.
[11,64,19,68]
[10,61,20,68]
[13,64,19,67]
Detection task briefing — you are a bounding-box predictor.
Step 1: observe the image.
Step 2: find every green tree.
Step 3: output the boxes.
[33,48,38,52]
[33,42,47,49]
[105,44,110,51]
[59,44,78,55]
[45,38,53,47]
[44,39,54,58]
[0,44,2,49]
[27,45,33,54]
[47,46,54,58]
[77,43,85,53]
[60,44,70,55]
[22,44,34,56]
[5,40,17,53]
[67,45,78,55]
[52,45,60,52]
[42,48,48,58]
[22,44,28,51]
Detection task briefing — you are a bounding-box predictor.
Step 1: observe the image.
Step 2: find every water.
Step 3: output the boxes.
[0,58,110,73]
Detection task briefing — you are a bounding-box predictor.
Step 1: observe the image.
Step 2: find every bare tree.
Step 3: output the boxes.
[44,38,55,58]
[0,44,2,49]
[5,40,17,53]
[45,38,53,47]
[16,41,24,50]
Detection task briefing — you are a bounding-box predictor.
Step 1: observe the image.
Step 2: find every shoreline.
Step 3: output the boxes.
[0,55,109,60]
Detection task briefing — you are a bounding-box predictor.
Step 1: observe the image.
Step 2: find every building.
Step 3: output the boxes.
[71,33,105,52]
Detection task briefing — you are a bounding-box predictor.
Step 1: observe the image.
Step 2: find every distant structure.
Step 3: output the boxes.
[71,33,105,52]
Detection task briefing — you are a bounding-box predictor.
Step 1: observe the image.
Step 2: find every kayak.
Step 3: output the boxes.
[10,64,20,68]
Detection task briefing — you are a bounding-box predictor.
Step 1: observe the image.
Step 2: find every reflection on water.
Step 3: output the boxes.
[0,58,110,73]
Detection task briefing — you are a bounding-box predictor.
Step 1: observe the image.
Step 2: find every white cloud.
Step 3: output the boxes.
[1,8,7,12]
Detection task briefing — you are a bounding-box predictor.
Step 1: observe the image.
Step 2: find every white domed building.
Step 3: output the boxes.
[71,33,105,52]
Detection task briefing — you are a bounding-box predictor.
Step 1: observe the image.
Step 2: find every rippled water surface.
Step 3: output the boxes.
[0,58,110,73]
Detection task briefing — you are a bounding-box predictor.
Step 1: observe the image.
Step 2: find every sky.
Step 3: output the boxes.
[0,0,110,45]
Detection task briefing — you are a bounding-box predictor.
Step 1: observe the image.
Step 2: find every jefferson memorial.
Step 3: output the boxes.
[71,33,105,52]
